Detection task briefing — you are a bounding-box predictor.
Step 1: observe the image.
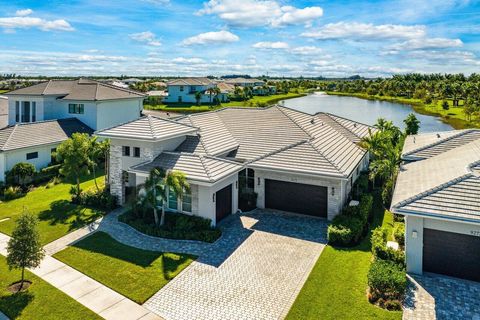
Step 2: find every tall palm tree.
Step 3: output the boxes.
[139,168,189,226]
[194,91,202,106]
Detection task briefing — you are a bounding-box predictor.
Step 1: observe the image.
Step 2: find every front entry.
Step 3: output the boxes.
[216,184,232,223]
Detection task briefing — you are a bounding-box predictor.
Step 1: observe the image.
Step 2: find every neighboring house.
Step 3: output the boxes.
[253,85,277,96]
[122,78,144,85]
[0,79,145,181]
[0,96,7,129]
[164,78,228,104]
[96,106,372,226]
[225,78,265,87]
[391,129,480,282]
[4,78,145,131]
[0,118,93,182]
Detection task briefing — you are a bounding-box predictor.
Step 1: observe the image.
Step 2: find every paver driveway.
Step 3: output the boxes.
[144,210,327,320]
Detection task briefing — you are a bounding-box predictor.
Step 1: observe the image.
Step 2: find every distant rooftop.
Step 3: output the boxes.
[167,78,215,86]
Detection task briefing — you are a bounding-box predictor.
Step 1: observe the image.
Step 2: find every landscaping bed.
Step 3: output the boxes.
[0,256,101,320]
[119,209,221,243]
[54,232,195,304]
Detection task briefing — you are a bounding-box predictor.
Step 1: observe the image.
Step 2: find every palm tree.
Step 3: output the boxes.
[194,91,202,106]
[138,168,189,226]
[206,87,216,104]
[89,137,110,191]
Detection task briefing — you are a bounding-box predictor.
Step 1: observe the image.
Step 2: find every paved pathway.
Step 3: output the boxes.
[403,273,480,320]
[0,232,161,320]
[141,210,327,320]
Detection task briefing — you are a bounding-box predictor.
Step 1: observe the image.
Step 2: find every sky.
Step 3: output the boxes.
[0,0,480,77]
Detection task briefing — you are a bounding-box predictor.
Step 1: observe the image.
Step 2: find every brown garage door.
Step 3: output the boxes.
[215,184,232,223]
[265,179,327,218]
[423,228,480,282]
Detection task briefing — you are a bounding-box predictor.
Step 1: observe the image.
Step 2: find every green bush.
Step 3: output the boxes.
[6,162,36,187]
[119,210,221,243]
[3,186,24,201]
[75,188,117,210]
[327,214,364,246]
[371,227,405,266]
[353,173,369,198]
[359,194,373,223]
[382,178,394,206]
[368,259,406,303]
[393,223,405,246]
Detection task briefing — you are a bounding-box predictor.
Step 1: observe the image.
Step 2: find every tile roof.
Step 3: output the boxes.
[0,118,93,152]
[392,137,480,222]
[95,115,198,141]
[131,152,243,183]
[5,78,145,101]
[167,78,215,86]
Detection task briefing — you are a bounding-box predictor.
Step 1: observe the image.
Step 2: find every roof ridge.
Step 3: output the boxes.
[275,105,314,138]
[403,129,477,157]
[323,113,364,140]
[393,173,474,210]
[323,112,372,130]
[0,124,17,151]
[187,115,212,155]
[247,139,308,164]
[146,115,156,139]
[198,154,214,182]
[152,115,197,130]
[94,81,99,101]
[42,80,53,95]
[94,115,148,135]
[308,138,345,175]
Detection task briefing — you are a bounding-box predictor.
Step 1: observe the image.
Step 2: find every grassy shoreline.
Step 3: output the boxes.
[326,91,479,130]
[144,92,306,113]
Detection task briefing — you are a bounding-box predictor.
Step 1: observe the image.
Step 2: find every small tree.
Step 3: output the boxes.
[194,91,202,106]
[56,133,92,198]
[442,100,449,110]
[8,162,36,187]
[6,211,45,290]
[89,137,110,191]
[403,113,420,135]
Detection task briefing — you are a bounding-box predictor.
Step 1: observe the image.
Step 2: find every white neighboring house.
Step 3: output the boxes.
[391,129,480,282]
[0,79,145,182]
[96,106,373,226]
[0,96,7,129]
[225,78,265,87]
[164,78,228,104]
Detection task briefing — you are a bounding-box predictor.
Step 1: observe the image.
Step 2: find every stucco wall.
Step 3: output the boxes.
[253,169,344,220]
[53,101,98,129]
[0,153,5,182]
[96,99,143,130]
[8,95,48,125]
[405,215,480,274]
[164,84,216,103]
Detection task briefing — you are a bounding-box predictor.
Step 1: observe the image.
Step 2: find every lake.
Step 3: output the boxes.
[282,92,453,133]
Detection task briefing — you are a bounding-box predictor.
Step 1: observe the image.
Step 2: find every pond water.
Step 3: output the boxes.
[282,92,453,133]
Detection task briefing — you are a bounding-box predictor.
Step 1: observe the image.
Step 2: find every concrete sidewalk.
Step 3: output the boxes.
[0,232,161,320]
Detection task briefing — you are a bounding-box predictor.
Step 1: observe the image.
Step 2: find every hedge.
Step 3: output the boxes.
[71,188,117,210]
[367,259,407,305]
[393,223,405,247]
[371,227,405,267]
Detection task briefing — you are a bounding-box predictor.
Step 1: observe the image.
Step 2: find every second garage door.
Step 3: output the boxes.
[265,179,327,218]
[423,228,480,282]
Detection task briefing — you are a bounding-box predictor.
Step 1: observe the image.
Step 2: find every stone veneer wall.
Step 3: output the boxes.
[109,145,124,204]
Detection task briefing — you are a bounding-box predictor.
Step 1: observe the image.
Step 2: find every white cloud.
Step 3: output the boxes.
[389,38,463,51]
[129,31,161,46]
[290,46,323,55]
[0,15,73,31]
[172,57,205,64]
[252,41,289,49]
[302,22,426,40]
[15,9,33,17]
[182,30,239,45]
[197,0,322,28]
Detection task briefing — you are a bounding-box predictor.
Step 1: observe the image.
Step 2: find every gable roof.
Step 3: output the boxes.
[392,136,480,223]
[5,78,145,101]
[167,78,215,86]
[131,152,243,183]
[95,115,198,141]
[0,118,93,152]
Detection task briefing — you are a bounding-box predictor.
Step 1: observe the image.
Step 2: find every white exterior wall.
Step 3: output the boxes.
[0,153,5,182]
[8,95,48,125]
[253,169,344,220]
[404,215,480,274]
[96,99,143,130]
[52,101,97,129]
[164,84,216,103]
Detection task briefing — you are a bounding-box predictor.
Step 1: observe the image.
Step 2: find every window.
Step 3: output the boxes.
[68,103,84,114]
[247,168,255,189]
[178,96,182,103]
[26,152,38,160]
[21,101,30,122]
[122,146,130,156]
[168,187,178,210]
[15,101,19,122]
[32,102,36,122]
[133,147,140,158]
[182,188,192,213]
[179,86,184,92]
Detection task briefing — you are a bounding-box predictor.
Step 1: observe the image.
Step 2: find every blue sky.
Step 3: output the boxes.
[0,0,479,77]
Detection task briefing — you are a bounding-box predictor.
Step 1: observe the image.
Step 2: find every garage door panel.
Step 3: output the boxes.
[265,179,327,218]
[423,228,480,282]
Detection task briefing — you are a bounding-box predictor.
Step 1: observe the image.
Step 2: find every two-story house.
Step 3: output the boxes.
[164,78,228,104]
[0,78,145,182]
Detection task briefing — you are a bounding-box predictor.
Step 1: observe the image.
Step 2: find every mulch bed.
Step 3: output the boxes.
[7,280,32,293]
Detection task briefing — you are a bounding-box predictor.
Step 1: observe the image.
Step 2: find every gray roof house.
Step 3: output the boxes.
[96,106,372,226]
[391,129,480,282]
[0,79,145,182]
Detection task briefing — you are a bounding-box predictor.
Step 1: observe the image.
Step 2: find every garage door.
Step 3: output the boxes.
[265,179,327,218]
[423,228,480,282]
[215,184,232,223]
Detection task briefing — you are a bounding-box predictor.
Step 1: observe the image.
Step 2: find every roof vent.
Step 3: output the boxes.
[436,133,441,138]
[353,123,357,128]
[310,118,315,124]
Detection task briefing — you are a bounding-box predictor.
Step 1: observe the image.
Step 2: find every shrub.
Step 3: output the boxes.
[424,95,433,104]
[6,162,36,187]
[327,214,364,246]
[119,210,221,243]
[442,100,449,110]
[353,173,369,198]
[368,259,406,302]
[76,188,117,210]
[393,223,405,247]
[3,186,24,201]
[359,194,373,223]
[371,227,405,266]
[382,178,394,206]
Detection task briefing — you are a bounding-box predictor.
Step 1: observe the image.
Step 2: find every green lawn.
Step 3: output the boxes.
[0,256,101,320]
[0,90,8,94]
[286,192,402,320]
[0,173,106,245]
[144,92,306,113]
[54,232,196,304]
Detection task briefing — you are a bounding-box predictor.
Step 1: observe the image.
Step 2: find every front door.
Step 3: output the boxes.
[216,184,232,223]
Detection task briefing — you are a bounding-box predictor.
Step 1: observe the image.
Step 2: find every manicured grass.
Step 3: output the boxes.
[54,232,196,304]
[327,91,480,129]
[286,192,402,320]
[0,255,101,320]
[144,92,306,113]
[0,173,106,245]
[0,90,8,94]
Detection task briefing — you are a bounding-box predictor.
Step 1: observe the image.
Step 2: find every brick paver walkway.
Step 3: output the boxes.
[142,211,327,320]
[403,273,480,320]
